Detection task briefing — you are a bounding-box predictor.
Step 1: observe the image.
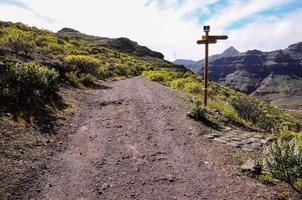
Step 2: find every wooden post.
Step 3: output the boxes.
[196,26,228,108]
[204,29,209,107]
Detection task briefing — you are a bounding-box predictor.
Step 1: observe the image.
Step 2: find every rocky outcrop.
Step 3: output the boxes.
[209,42,302,109]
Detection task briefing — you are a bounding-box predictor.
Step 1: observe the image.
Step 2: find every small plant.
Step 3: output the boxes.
[80,74,97,88]
[66,72,80,87]
[263,134,302,194]
[257,174,278,186]
[188,98,207,121]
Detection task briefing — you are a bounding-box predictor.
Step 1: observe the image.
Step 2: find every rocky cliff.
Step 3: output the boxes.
[209,43,302,109]
[175,43,302,109]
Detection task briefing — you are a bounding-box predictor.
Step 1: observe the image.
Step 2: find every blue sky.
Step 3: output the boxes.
[0,0,302,61]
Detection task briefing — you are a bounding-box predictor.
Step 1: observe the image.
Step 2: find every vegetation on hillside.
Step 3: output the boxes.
[0,21,187,198]
[143,68,302,195]
[0,21,184,114]
[143,69,301,133]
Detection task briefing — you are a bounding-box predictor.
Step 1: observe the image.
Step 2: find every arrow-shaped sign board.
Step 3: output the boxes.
[202,35,228,40]
[197,39,217,44]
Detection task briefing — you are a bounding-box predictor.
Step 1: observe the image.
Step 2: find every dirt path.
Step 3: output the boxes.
[19,77,279,200]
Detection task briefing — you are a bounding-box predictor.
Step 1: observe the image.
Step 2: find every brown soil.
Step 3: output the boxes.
[8,77,289,199]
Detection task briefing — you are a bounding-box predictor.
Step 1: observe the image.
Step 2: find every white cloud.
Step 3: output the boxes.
[0,0,301,61]
[225,8,302,52]
[207,0,294,28]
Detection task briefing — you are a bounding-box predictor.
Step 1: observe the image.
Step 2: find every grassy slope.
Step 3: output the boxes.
[143,69,301,133]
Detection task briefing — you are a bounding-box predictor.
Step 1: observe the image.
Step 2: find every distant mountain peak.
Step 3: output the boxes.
[221,46,239,57]
[57,28,80,34]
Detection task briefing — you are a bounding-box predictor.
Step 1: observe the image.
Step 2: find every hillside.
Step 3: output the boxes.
[0,21,301,199]
[175,43,302,109]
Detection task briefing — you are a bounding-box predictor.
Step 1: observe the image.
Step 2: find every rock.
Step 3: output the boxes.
[248,138,259,143]
[250,143,262,150]
[205,134,215,140]
[230,137,241,142]
[241,159,261,174]
[254,135,265,139]
[228,141,242,148]
[242,147,254,152]
[224,127,232,131]
[243,139,253,144]
[260,139,269,144]
[186,112,195,119]
[212,132,221,137]
[214,138,227,144]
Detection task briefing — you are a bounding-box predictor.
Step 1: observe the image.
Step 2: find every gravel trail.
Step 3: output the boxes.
[19,77,278,200]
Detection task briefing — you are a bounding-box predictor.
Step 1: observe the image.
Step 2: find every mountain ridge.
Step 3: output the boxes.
[175,42,302,109]
[57,27,165,59]
[174,46,240,73]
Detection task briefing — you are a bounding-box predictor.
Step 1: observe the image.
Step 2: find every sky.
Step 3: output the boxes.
[0,0,302,61]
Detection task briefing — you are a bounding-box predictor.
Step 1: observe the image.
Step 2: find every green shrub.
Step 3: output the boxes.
[257,174,278,185]
[183,82,203,94]
[143,70,177,85]
[114,64,132,77]
[170,78,192,90]
[96,66,109,79]
[0,61,59,109]
[263,134,302,194]
[256,114,280,132]
[65,55,101,75]
[280,129,300,141]
[80,74,96,87]
[35,34,58,46]
[210,100,241,123]
[230,95,261,123]
[66,72,80,87]
[188,98,207,121]
[63,43,78,55]
[0,27,35,56]
[230,95,281,132]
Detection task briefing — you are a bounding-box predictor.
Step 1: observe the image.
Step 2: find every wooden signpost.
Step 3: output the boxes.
[197,26,228,107]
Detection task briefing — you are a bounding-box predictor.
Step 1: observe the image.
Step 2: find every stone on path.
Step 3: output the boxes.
[241,159,261,174]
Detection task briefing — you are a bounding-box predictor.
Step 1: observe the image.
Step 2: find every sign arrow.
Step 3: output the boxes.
[197,39,217,44]
[202,35,228,40]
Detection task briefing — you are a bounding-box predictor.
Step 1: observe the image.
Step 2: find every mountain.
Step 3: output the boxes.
[174,46,240,73]
[175,43,302,109]
[208,43,302,109]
